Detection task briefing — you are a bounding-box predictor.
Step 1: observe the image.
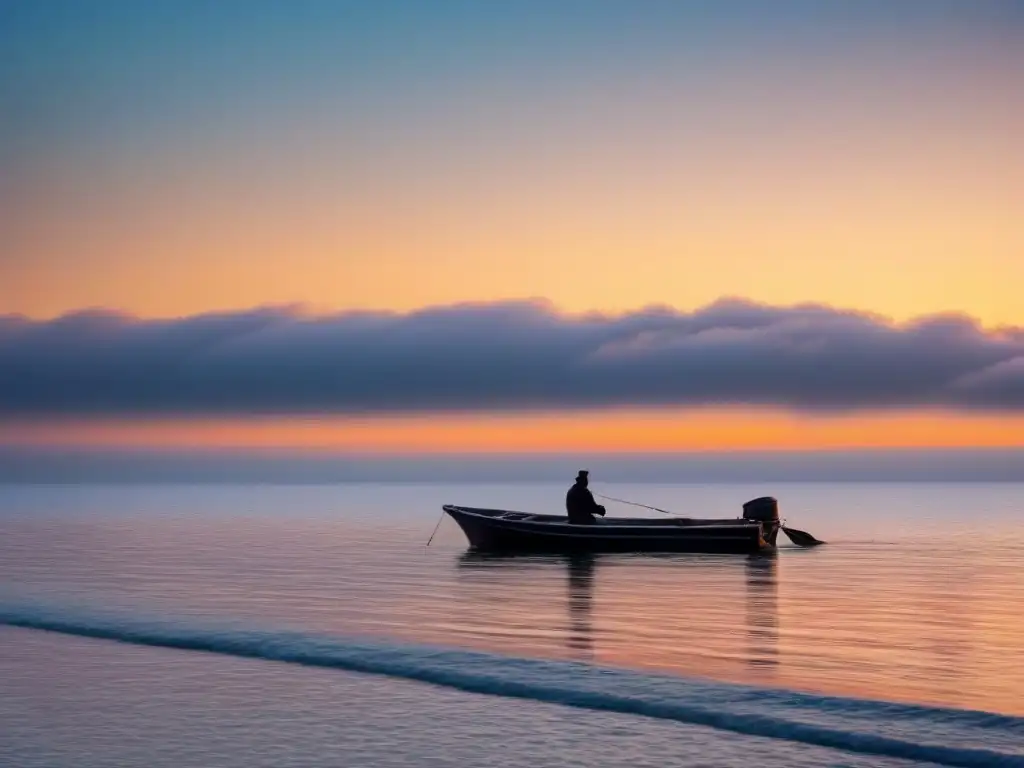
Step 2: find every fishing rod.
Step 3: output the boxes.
[594,493,676,516]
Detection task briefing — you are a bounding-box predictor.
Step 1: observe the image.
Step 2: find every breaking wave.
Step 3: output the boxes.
[1,600,1021,768]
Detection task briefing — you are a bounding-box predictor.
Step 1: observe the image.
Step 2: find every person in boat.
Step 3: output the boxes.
[566,470,606,524]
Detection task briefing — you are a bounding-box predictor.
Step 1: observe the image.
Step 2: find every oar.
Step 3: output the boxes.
[598,492,825,548]
[780,524,825,547]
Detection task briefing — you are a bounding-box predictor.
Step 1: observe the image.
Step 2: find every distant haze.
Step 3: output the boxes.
[2,446,1022,484]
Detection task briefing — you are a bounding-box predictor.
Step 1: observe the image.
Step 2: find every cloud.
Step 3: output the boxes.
[1,298,1022,417]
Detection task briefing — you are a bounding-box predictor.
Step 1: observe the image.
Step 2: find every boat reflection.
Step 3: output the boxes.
[456,551,598,660]
[744,552,779,671]
[566,554,596,658]
[456,551,781,672]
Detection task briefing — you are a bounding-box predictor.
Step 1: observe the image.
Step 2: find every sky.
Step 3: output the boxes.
[1,1,1023,467]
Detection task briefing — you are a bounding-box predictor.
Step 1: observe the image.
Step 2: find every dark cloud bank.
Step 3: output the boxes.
[1,298,1023,416]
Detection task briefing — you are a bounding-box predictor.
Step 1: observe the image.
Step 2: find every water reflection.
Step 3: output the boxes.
[744,553,779,671]
[455,552,782,669]
[456,552,599,659]
[566,554,596,659]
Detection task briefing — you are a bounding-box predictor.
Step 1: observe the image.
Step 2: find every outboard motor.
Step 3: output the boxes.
[742,496,780,547]
[742,496,779,523]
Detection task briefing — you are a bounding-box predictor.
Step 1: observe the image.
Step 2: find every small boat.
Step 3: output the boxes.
[442,497,781,554]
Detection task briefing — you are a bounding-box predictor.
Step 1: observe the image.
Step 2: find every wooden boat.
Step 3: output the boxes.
[442,497,781,554]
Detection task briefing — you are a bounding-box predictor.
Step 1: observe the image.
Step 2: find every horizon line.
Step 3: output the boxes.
[3,445,1023,483]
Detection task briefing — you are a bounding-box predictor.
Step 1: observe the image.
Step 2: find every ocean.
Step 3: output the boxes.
[1,481,1022,767]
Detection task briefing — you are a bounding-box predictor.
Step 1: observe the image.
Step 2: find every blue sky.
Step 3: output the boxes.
[4,1,1020,162]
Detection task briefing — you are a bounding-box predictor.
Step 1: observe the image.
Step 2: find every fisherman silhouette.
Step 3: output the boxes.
[565,470,606,524]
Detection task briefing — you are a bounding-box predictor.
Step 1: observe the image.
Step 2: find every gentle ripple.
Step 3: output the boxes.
[3,626,966,768]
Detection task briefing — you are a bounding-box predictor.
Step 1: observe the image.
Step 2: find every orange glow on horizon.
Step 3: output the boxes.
[4,408,1023,453]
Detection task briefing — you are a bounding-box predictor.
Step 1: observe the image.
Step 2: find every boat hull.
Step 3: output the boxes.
[443,505,775,554]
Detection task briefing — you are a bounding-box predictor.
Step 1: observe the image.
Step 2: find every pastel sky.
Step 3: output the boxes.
[2,1,1023,454]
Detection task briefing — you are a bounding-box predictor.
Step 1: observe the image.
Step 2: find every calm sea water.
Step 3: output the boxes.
[1,482,1022,767]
